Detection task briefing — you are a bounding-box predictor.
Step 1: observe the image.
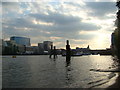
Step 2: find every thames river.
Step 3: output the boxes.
[2,55,120,88]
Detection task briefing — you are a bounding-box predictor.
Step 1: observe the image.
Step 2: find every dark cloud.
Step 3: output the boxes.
[29,11,101,31]
[29,12,80,25]
[86,2,117,18]
[2,9,101,40]
[2,2,19,7]
[2,2,23,18]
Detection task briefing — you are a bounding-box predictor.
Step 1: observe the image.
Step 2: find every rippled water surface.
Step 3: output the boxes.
[2,55,119,88]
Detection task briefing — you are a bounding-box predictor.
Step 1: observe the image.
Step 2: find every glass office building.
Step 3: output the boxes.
[10,36,31,46]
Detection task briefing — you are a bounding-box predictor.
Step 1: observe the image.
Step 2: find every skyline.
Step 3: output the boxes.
[2,36,112,50]
[2,0,117,49]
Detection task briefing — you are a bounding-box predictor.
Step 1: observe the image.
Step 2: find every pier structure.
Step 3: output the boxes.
[53,46,57,59]
[66,40,71,62]
[49,45,57,59]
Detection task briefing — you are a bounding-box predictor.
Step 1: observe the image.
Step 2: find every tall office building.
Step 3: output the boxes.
[43,41,53,51]
[10,36,31,46]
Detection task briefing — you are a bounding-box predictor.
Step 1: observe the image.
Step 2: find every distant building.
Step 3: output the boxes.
[38,43,44,54]
[25,46,34,54]
[24,46,39,54]
[43,41,53,51]
[0,39,2,55]
[76,45,90,54]
[32,46,39,54]
[2,39,8,54]
[17,44,26,54]
[2,40,18,54]
[10,36,31,46]
[2,39,8,47]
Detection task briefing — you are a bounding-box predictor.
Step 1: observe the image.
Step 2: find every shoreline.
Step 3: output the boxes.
[107,73,120,89]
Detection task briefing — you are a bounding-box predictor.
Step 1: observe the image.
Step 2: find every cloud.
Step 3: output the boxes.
[86,2,117,18]
[2,1,116,48]
[29,11,101,31]
[29,12,81,25]
[2,2,101,39]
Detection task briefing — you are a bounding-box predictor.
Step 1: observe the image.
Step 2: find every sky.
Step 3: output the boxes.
[1,0,118,49]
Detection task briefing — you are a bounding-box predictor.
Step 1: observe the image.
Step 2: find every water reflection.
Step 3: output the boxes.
[106,57,120,88]
[88,56,119,88]
[50,58,57,62]
[2,55,120,88]
[65,59,72,87]
[66,59,71,67]
[88,72,116,88]
[2,56,32,88]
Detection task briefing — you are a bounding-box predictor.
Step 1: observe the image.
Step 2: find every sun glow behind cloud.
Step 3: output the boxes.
[91,31,111,49]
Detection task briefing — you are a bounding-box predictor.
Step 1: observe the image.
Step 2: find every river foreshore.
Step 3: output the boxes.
[107,73,120,89]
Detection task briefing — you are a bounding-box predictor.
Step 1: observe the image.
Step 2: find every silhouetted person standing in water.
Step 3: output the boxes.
[66,40,71,62]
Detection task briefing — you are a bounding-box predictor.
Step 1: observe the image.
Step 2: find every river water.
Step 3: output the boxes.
[2,55,120,88]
